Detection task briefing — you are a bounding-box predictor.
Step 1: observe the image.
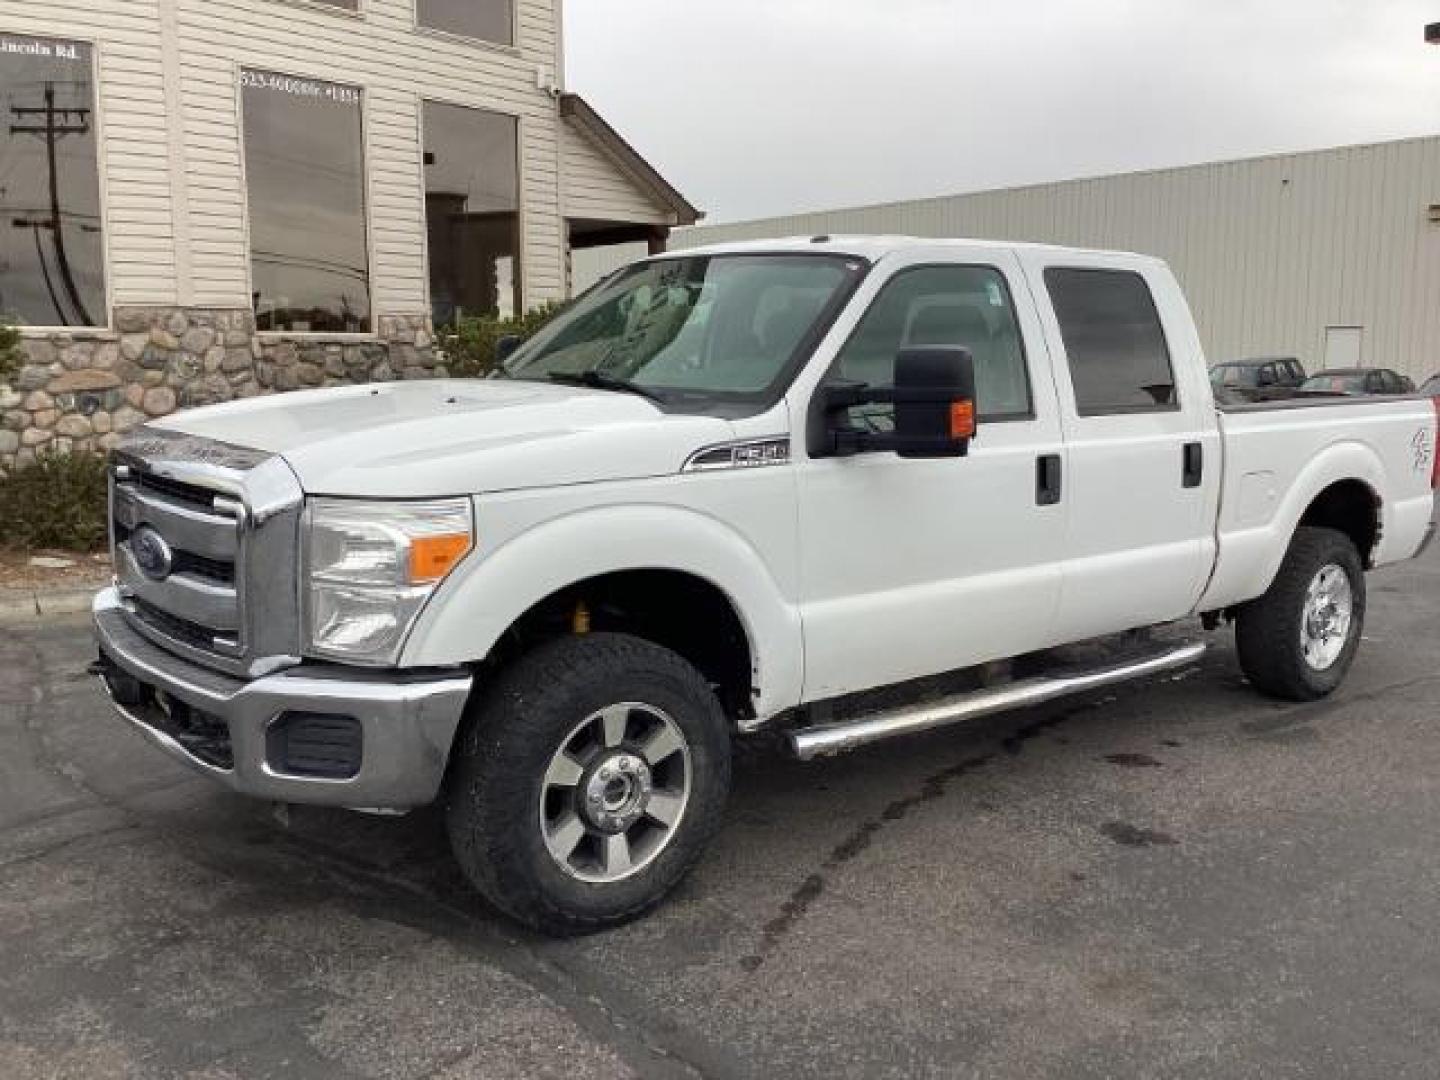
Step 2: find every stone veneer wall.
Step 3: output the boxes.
[0,308,441,475]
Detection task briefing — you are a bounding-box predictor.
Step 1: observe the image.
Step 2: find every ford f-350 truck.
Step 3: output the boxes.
[92,237,1439,933]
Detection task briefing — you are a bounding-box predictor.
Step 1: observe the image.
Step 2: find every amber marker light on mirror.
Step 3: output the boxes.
[950,400,977,440]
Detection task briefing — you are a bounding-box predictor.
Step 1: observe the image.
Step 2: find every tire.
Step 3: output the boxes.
[1235,526,1367,701]
[445,632,731,935]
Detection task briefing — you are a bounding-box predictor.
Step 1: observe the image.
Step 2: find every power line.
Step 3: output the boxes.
[8,79,94,325]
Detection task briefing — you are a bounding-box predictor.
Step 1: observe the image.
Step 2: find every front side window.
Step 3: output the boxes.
[829,265,1032,431]
[0,34,105,327]
[505,255,864,414]
[1045,268,1176,415]
[418,0,514,45]
[423,101,520,323]
[241,70,370,333]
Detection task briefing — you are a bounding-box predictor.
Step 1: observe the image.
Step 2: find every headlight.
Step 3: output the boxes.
[304,497,473,665]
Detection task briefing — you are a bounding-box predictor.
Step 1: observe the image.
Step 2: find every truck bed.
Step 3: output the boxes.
[1199,393,1437,612]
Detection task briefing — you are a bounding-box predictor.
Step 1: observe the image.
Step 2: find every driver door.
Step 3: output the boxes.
[791,248,1067,702]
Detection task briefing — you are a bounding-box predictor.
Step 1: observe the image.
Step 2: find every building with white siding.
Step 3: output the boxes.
[0,0,697,470]
[578,135,1440,384]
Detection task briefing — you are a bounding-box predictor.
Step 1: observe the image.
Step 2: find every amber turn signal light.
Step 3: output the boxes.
[409,533,472,584]
[949,399,976,440]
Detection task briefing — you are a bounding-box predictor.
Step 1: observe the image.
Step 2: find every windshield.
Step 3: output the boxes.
[504,254,864,413]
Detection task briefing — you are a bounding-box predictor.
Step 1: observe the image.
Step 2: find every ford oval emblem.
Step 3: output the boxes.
[131,526,174,582]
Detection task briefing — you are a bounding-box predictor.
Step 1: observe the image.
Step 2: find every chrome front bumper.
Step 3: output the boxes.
[92,587,473,810]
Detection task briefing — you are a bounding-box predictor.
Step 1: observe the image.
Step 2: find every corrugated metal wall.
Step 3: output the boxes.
[577,136,1440,381]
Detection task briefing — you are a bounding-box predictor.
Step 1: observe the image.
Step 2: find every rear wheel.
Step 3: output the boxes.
[446,632,731,934]
[1235,526,1366,701]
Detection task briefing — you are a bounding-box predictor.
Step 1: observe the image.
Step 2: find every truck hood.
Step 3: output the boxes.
[152,379,737,497]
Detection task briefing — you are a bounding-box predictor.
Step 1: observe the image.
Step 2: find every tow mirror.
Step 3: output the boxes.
[494,334,522,365]
[810,346,977,459]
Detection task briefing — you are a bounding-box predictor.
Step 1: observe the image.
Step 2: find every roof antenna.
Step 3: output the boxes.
[810,235,831,244]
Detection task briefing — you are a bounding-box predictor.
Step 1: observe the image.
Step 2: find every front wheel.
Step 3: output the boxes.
[1235,526,1367,701]
[446,632,731,934]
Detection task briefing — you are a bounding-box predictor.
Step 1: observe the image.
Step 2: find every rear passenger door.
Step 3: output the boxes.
[1021,254,1221,642]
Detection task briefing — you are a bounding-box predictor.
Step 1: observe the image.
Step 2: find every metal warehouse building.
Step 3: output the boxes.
[580,135,1440,384]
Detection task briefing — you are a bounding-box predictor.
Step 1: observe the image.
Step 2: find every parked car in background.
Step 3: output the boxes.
[1300,368,1414,396]
[1209,357,1307,402]
[1421,373,1440,397]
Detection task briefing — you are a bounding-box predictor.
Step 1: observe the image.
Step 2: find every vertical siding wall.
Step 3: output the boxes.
[0,1,178,307]
[0,0,568,319]
[171,0,565,314]
[651,138,1440,381]
[560,121,667,224]
[171,0,564,312]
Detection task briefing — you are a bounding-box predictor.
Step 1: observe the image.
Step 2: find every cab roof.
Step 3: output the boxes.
[665,233,1159,266]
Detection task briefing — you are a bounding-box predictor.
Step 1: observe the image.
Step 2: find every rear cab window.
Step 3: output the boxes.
[1043,268,1177,415]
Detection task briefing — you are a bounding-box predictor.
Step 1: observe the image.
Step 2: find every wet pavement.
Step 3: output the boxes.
[2,546,1438,1078]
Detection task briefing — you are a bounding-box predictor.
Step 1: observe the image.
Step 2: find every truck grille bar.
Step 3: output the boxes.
[113,468,245,658]
[109,428,305,679]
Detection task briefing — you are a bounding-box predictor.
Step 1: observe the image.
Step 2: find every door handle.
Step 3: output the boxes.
[1182,442,1203,488]
[1036,454,1062,505]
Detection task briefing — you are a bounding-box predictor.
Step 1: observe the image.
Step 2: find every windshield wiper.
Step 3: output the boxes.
[545,371,666,405]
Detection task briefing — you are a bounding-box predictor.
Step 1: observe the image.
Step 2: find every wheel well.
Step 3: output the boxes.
[1298,480,1380,566]
[488,570,755,722]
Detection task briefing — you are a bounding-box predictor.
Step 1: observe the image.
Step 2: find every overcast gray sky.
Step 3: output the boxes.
[565,0,1440,224]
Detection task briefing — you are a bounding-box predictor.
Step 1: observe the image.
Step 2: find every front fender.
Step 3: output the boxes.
[400,504,804,722]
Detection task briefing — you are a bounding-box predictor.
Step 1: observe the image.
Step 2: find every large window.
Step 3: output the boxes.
[418,0,514,45]
[831,265,1033,426]
[241,70,370,333]
[423,101,520,322]
[0,34,105,327]
[1045,268,1176,415]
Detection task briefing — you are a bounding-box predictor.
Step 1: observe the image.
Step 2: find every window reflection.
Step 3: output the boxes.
[422,101,520,322]
[241,70,370,333]
[417,0,514,45]
[0,34,105,327]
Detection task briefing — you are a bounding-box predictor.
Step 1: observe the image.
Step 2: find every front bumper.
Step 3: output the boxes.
[92,587,473,809]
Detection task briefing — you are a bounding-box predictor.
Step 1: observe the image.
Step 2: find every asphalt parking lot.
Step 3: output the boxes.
[2,546,1438,1079]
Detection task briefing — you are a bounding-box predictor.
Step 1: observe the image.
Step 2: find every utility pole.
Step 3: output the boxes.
[10,80,95,325]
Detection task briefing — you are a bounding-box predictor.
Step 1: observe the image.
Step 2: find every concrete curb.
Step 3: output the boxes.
[0,583,105,624]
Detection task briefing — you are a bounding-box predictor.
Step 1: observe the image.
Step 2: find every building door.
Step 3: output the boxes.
[1324,326,1363,368]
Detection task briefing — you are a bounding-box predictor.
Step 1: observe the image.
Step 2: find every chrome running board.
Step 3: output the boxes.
[788,641,1206,761]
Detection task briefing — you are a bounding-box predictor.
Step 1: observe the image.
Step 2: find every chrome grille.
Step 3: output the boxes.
[113,467,244,655]
[109,427,305,679]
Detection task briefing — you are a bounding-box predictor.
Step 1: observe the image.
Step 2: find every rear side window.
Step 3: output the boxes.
[1045,268,1177,415]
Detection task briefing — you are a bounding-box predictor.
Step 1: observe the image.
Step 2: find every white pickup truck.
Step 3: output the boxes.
[92,237,1439,932]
